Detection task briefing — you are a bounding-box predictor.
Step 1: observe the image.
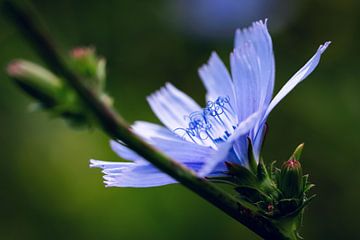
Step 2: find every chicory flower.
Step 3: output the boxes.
[90,20,330,187]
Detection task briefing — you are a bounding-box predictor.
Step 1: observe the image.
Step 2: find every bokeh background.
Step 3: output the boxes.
[0,0,359,239]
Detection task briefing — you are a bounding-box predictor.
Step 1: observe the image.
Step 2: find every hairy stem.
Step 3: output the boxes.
[2,1,294,239]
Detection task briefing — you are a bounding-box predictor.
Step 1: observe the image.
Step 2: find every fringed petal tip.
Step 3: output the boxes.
[103,176,120,188]
[104,182,118,188]
[89,159,107,168]
[319,41,331,53]
[90,159,131,169]
[235,19,267,31]
[90,158,181,188]
[89,159,117,187]
[235,19,269,40]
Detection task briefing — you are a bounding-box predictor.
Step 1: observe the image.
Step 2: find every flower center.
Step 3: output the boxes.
[174,96,237,149]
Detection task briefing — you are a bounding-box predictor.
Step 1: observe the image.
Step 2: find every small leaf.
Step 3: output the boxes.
[278,198,300,214]
[292,143,304,161]
[235,185,271,203]
[206,176,238,186]
[247,137,257,173]
[302,174,309,188]
[304,183,315,193]
[225,162,258,187]
[279,194,317,219]
[270,161,281,183]
[257,158,269,182]
[303,194,317,206]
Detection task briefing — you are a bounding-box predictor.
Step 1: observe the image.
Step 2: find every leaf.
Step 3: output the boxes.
[270,161,281,183]
[257,158,269,181]
[246,137,257,173]
[302,174,309,188]
[302,174,315,193]
[235,185,271,203]
[277,198,300,214]
[225,162,258,187]
[304,183,315,193]
[206,176,238,186]
[292,143,304,161]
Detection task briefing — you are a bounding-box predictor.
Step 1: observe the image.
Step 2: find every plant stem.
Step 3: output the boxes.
[2,1,294,239]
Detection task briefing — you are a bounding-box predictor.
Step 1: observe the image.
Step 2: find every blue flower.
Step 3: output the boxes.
[90,20,330,188]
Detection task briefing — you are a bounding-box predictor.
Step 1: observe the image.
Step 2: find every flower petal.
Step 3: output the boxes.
[251,123,267,160]
[110,140,145,163]
[198,52,236,106]
[264,41,331,119]
[90,159,216,188]
[131,121,180,141]
[232,19,275,122]
[147,83,201,131]
[90,160,177,187]
[92,132,221,187]
[110,136,216,164]
[232,135,248,166]
[90,159,135,169]
[150,137,216,163]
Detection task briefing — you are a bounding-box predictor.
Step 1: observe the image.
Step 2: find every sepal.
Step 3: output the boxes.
[246,137,258,173]
[235,185,271,205]
[225,162,258,187]
[257,158,269,181]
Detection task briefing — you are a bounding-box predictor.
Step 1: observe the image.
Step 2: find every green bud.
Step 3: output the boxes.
[69,47,106,92]
[7,59,63,108]
[7,59,94,127]
[278,144,304,199]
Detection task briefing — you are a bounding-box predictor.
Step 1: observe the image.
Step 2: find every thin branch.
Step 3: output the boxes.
[2,1,293,239]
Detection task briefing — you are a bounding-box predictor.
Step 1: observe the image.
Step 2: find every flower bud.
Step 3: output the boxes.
[69,47,106,92]
[7,60,63,108]
[278,144,304,199]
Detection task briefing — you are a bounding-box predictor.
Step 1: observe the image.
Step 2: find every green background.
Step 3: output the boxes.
[0,0,359,239]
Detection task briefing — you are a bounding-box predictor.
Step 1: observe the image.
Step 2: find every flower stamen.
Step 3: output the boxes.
[174,96,237,148]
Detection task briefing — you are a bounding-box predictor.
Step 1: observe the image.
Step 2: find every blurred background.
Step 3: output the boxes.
[0,0,359,239]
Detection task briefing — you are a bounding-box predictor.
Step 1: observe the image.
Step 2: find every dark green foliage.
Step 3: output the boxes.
[210,143,314,238]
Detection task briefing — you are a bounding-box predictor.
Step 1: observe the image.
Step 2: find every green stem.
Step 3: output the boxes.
[2,1,294,239]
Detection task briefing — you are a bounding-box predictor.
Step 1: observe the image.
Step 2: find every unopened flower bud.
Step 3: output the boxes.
[70,47,94,59]
[69,47,106,91]
[278,144,304,198]
[7,60,63,107]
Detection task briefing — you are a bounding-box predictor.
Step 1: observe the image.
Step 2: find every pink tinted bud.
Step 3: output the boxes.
[279,158,303,198]
[282,159,301,170]
[70,47,93,59]
[7,60,23,76]
[6,59,62,90]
